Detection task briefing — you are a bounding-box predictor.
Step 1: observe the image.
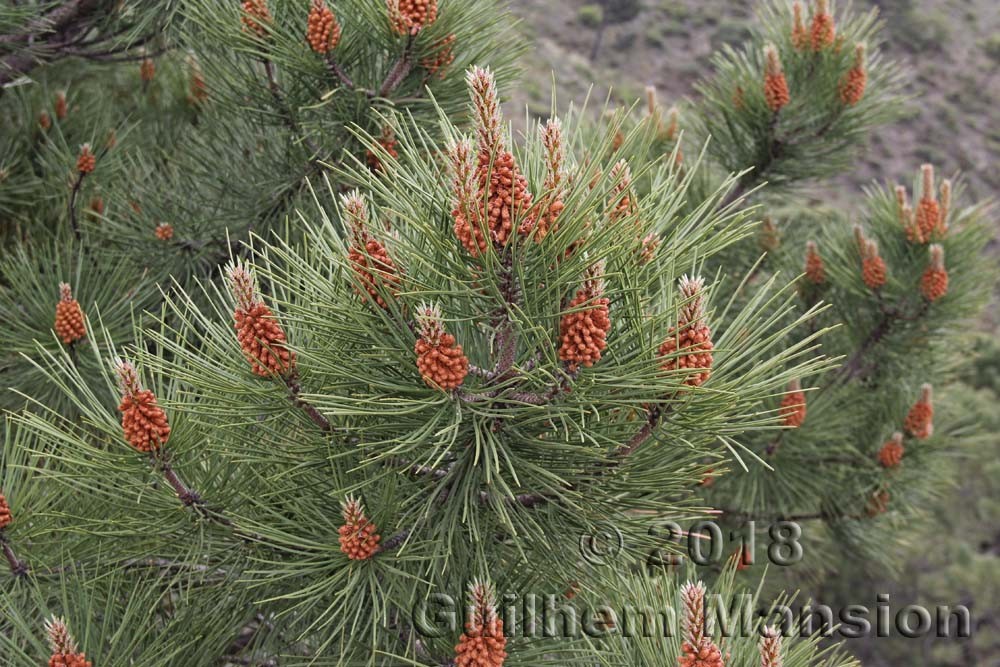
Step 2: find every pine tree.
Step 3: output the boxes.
[0,1,995,665]
[608,0,994,582]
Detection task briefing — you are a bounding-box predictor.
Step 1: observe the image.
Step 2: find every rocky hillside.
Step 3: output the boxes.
[507,0,999,203]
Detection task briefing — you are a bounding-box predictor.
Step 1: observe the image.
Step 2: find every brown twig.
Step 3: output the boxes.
[68,171,85,240]
[0,531,28,577]
[285,375,333,432]
[376,33,416,98]
[324,54,357,90]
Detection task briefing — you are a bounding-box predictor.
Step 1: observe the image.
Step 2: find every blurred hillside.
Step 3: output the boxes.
[506,0,1000,330]
[507,0,1000,204]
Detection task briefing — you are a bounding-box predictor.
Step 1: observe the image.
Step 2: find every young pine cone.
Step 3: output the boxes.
[54,283,86,345]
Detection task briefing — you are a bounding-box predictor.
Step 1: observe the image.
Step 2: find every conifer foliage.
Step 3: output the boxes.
[0,0,995,665]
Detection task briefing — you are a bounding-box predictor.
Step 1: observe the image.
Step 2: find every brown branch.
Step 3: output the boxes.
[376,33,416,98]
[285,375,333,432]
[615,405,663,458]
[67,171,85,240]
[158,456,204,507]
[324,54,356,90]
[0,531,28,577]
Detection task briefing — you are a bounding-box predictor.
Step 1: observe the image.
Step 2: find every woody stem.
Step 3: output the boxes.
[67,171,85,240]
[262,59,321,157]
[0,532,28,577]
[377,32,415,98]
[324,54,355,89]
[156,455,204,507]
[615,405,663,458]
[285,375,333,432]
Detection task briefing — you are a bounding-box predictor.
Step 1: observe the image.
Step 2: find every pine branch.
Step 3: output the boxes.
[285,375,333,432]
[67,171,85,240]
[615,404,664,458]
[323,54,356,91]
[262,59,321,158]
[0,531,28,577]
[156,455,204,508]
[377,33,416,98]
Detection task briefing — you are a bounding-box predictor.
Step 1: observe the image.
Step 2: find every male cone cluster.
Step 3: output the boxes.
[54,91,68,120]
[860,238,887,290]
[344,193,401,309]
[779,378,807,428]
[524,118,566,241]
[140,57,155,83]
[920,244,949,302]
[809,0,836,51]
[759,627,784,667]
[763,44,790,113]
[904,384,934,439]
[389,0,438,35]
[558,263,611,370]
[454,581,507,667]
[415,304,469,391]
[241,0,272,37]
[451,67,535,254]
[367,126,399,173]
[421,34,457,79]
[45,617,92,667]
[338,497,381,561]
[659,276,714,388]
[677,582,725,667]
[306,0,341,54]
[866,489,890,517]
[901,164,950,243]
[115,360,170,453]
[878,432,905,468]
[76,144,95,174]
[155,222,174,241]
[227,262,296,377]
[803,240,825,285]
[0,491,12,530]
[54,283,86,345]
[839,44,868,106]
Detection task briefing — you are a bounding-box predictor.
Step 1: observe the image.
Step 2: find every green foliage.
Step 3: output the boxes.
[0,0,995,665]
[578,4,604,29]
